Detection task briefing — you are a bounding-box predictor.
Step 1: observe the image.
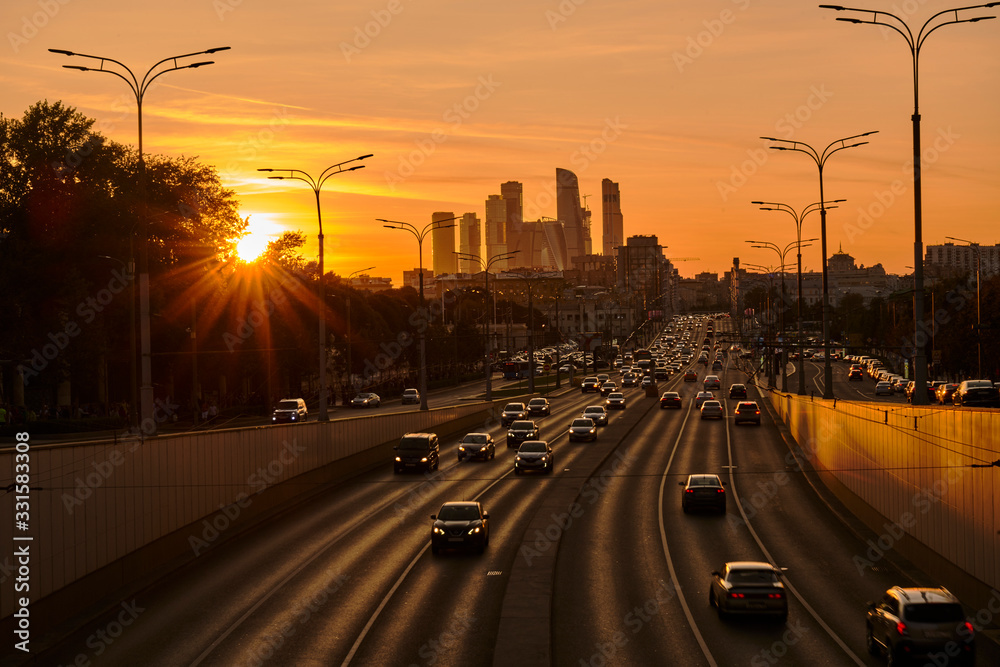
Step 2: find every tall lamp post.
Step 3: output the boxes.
[51,46,230,435]
[382,216,460,410]
[259,155,372,421]
[505,271,543,394]
[752,200,843,394]
[744,263,793,386]
[345,266,375,399]
[945,236,982,377]
[761,132,877,399]
[746,239,817,392]
[818,3,996,402]
[456,250,519,400]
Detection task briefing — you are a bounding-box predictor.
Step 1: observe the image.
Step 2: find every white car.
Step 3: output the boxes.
[582,405,609,426]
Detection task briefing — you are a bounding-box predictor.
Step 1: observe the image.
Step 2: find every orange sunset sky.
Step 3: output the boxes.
[3,0,999,284]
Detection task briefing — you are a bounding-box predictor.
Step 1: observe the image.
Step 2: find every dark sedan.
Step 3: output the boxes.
[514,440,554,475]
[527,397,551,417]
[660,391,682,409]
[605,392,626,410]
[457,433,495,462]
[709,562,788,621]
[953,379,1000,407]
[680,473,726,513]
[430,501,489,555]
[506,420,540,447]
[350,392,381,408]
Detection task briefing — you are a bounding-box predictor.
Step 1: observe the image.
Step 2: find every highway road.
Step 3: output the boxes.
[15,319,999,667]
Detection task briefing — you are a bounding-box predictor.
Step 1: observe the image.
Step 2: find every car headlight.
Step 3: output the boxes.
[395,456,402,462]
[508,431,515,438]
[515,455,521,461]
[540,455,548,461]
[589,428,595,434]
[468,526,480,534]
[420,457,428,463]
[433,527,445,535]
[458,446,466,452]
[479,446,488,452]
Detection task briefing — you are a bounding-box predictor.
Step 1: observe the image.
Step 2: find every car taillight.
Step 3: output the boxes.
[963,621,974,637]
[896,621,907,636]
[716,489,725,493]
[728,592,745,599]
[685,489,694,494]
[767,593,783,599]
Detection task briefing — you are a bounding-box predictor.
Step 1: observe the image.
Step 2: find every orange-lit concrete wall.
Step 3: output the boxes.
[769,391,1000,610]
[0,399,508,621]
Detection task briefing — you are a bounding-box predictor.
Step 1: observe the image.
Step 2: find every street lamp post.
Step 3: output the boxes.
[382,217,460,410]
[761,132,877,399]
[752,200,843,395]
[456,250,519,401]
[504,271,543,394]
[819,3,997,403]
[945,236,982,377]
[51,46,231,435]
[746,239,817,392]
[345,266,375,399]
[259,155,372,421]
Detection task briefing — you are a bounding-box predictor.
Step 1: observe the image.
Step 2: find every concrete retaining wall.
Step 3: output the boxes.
[769,391,1000,610]
[0,399,511,623]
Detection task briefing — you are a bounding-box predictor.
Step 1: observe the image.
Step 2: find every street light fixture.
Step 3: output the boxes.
[945,236,983,377]
[752,200,843,394]
[455,250,520,401]
[258,154,372,421]
[345,266,375,399]
[818,3,996,401]
[381,216,460,410]
[761,132,876,399]
[50,46,231,435]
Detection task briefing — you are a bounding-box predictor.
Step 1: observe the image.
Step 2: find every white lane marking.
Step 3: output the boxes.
[723,399,865,666]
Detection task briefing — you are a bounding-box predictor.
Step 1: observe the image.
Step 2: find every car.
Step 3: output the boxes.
[654,367,670,380]
[605,392,626,410]
[704,375,721,390]
[700,400,724,420]
[728,384,747,399]
[582,405,609,426]
[500,402,528,426]
[733,401,761,425]
[660,391,682,409]
[597,373,611,385]
[640,375,656,389]
[684,370,698,382]
[527,397,551,417]
[848,368,864,381]
[401,388,420,405]
[709,562,788,621]
[621,373,638,388]
[581,377,600,393]
[865,586,975,666]
[936,383,960,404]
[430,501,490,555]
[514,440,554,475]
[568,418,597,442]
[457,432,495,462]
[600,381,619,397]
[874,381,894,396]
[953,379,1000,408]
[351,392,381,408]
[393,432,440,473]
[679,473,726,513]
[507,420,540,447]
[558,364,575,374]
[711,359,723,371]
[695,391,714,408]
[271,398,308,423]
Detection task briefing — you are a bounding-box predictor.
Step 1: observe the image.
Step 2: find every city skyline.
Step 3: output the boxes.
[3,0,998,285]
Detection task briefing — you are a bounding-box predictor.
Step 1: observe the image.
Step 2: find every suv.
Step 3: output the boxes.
[500,402,528,427]
[401,388,420,405]
[507,420,540,447]
[272,398,308,423]
[527,397,551,416]
[393,433,440,473]
[581,377,600,393]
[733,401,761,425]
[866,587,975,666]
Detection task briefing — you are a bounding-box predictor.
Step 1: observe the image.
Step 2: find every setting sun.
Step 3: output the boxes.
[235,233,268,262]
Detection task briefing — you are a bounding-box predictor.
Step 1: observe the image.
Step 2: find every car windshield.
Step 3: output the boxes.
[729,569,778,584]
[462,434,488,444]
[584,407,605,415]
[510,421,534,430]
[967,380,994,389]
[664,393,679,399]
[529,399,546,406]
[399,437,431,450]
[703,401,721,408]
[904,602,963,623]
[277,401,299,410]
[689,476,720,487]
[609,393,624,399]
[504,403,525,411]
[737,403,757,412]
[437,505,480,521]
[520,442,547,453]
[572,419,594,427]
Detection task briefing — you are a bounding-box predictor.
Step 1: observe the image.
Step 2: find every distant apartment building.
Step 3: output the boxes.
[601,178,624,257]
[926,242,1000,278]
[348,274,393,292]
[485,195,509,270]
[403,267,433,291]
[458,212,481,273]
[431,212,457,276]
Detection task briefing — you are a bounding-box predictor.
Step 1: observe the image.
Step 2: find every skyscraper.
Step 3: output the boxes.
[556,168,585,264]
[458,212,481,273]
[485,195,509,270]
[602,178,623,257]
[432,212,457,276]
[500,181,523,260]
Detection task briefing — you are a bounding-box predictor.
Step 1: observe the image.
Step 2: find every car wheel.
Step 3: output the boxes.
[865,624,880,656]
[886,646,901,667]
[682,504,690,514]
[490,449,495,460]
[457,455,463,462]
[546,465,553,475]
